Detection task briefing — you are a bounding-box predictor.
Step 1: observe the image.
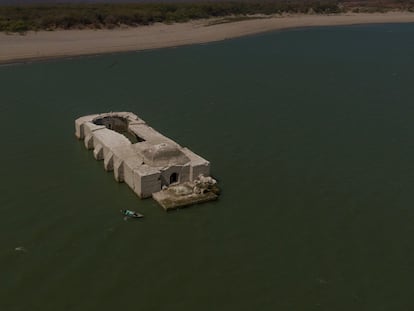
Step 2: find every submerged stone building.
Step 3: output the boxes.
[75,112,218,209]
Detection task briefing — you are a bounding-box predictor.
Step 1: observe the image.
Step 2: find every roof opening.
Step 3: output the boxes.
[93,116,145,144]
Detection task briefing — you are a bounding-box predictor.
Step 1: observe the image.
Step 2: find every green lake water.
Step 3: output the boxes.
[1,24,414,310]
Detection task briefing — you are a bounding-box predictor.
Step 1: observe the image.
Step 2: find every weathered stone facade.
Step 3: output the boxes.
[75,112,217,208]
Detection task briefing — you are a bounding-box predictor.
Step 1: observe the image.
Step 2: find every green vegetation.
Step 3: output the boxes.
[0,0,413,33]
[341,0,414,13]
[0,1,340,33]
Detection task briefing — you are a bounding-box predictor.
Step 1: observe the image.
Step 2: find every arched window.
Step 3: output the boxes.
[170,172,178,184]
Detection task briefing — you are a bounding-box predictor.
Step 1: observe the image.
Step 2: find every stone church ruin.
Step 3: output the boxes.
[75,112,219,210]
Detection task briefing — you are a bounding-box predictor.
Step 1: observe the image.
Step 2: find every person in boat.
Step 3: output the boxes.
[121,209,143,218]
[124,210,135,217]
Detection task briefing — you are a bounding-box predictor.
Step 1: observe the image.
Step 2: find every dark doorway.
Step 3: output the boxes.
[170,173,178,184]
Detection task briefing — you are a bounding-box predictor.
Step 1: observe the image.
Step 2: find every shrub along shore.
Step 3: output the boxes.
[1,0,414,33]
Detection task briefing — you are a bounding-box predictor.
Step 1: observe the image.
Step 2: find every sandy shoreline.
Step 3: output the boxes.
[1,12,414,64]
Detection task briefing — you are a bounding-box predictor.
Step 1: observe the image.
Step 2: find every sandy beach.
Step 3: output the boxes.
[1,12,414,64]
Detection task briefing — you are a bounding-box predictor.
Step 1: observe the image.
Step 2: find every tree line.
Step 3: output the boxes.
[0,0,412,33]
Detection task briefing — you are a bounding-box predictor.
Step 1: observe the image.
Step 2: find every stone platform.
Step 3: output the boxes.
[153,176,220,210]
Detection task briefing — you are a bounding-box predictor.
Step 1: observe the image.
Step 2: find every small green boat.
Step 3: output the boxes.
[121,209,144,219]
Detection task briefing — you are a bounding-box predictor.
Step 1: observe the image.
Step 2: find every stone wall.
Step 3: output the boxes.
[75,112,213,202]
